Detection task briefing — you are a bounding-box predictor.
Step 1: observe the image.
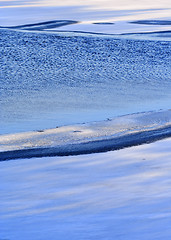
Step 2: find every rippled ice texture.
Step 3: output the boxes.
[0,29,171,134]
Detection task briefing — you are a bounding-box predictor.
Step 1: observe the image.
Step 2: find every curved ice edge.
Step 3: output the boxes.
[1,26,171,41]
[0,20,79,30]
[0,126,171,161]
[0,109,170,160]
[129,20,171,25]
[50,30,171,41]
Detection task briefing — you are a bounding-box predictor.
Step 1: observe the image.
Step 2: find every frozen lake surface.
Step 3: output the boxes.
[0,138,171,239]
[1,0,171,134]
[1,2,171,238]
[0,28,171,134]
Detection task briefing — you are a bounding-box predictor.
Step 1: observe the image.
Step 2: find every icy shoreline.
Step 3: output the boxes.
[0,110,170,160]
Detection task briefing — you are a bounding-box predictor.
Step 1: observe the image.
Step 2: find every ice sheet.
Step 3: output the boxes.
[0,138,171,239]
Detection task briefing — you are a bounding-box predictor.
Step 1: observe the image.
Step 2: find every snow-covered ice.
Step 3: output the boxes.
[0,109,171,160]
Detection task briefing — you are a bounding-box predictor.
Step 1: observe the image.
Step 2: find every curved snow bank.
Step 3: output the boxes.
[0,110,171,160]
